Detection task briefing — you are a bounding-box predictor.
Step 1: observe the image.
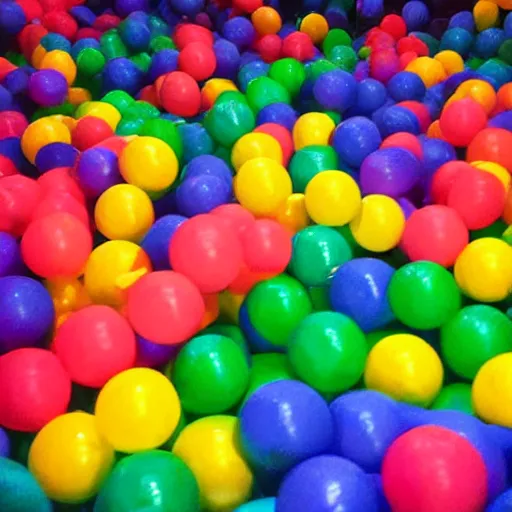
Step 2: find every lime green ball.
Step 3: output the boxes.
[323,29,352,58]
[76,48,106,76]
[431,383,474,415]
[358,46,371,59]
[289,145,339,193]
[330,45,358,72]
[289,311,367,393]
[246,275,312,347]
[140,118,183,161]
[269,58,306,98]
[101,90,135,115]
[388,261,461,330]
[246,76,291,113]
[441,305,512,380]
[172,334,250,415]
[289,226,352,287]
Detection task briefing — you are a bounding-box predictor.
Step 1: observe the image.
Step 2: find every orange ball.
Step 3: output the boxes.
[497,83,512,111]
[299,13,329,45]
[251,6,282,36]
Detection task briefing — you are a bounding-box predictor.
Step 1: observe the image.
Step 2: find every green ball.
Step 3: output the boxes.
[289,311,368,393]
[246,275,312,346]
[366,328,406,350]
[323,29,352,58]
[269,58,306,98]
[431,383,474,415]
[441,305,512,380]
[123,100,160,121]
[115,117,144,136]
[94,450,200,512]
[388,261,461,330]
[245,76,291,113]
[289,145,339,193]
[76,48,106,77]
[140,118,184,161]
[498,39,512,65]
[330,45,357,72]
[309,286,331,312]
[130,52,152,72]
[201,324,250,363]
[203,93,255,147]
[289,226,352,287]
[172,334,250,415]
[324,110,341,125]
[306,59,338,80]
[150,35,176,52]
[101,90,135,115]
[100,30,128,59]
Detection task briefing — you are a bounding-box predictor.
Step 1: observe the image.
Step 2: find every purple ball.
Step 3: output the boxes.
[115,0,149,17]
[140,214,186,270]
[330,390,405,473]
[75,147,123,199]
[360,147,423,198]
[0,427,10,458]
[332,117,382,168]
[0,276,55,355]
[276,455,379,512]
[489,111,512,131]
[256,103,298,131]
[34,143,79,174]
[183,154,232,187]
[398,197,417,219]
[240,380,334,476]
[176,174,232,216]
[0,232,23,278]
[313,69,357,113]
[223,17,256,49]
[135,335,179,367]
[214,39,240,80]
[28,70,68,107]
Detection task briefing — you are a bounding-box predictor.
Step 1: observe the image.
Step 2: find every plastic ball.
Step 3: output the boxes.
[21,117,71,164]
[159,71,201,117]
[256,102,297,131]
[292,112,335,150]
[364,334,444,406]
[173,416,253,512]
[246,76,291,113]
[431,383,474,415]
[28,69,68,107]
[454,238,512,303]
[232,132,283,171]
[235,498,276,512]
[126,271,204,345]
[95,367,181,453]
[305,170,361,227]
[288,145,338,193]
[251,7,282,36]
[94,450,200,512]
[178,41,216,81]
[277,455,379,512]
[28,412,115,504]
[0,348,71,432]
[34,142,78,174]
[95,184,154,243]
[0,232,23,278]
[467,127,512,172]
[439,98,488,147]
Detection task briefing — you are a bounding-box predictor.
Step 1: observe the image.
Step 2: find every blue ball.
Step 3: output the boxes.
[102,57,145,96]
[34,142,79,174]
[474,29,505,59]
[477,59,512,89]
[487,489,512,512]
[420,136,456,176]
[312,69,357,112]
[0,276,55,355]
[402,1,430,31]
[387,71,426,102]
[214,38,240,80]
[238,61,269,93]
[332,117,382,168]
[0,1,26,35]
[370,474,392,512]
[330,390,405,473]
[118,18,151,53]
[70,38,101,60]
[176,174,232,216]
[0,429,9,458]
[69,6,97,27]
[0,85,14,112]
[40,33,72,53]
[325,4,349,30]
[115,0,149,17]
[0,233,23,278]
[234,498,276,512]
[256,102,298,131]
[177,122,216,163]
[170,0,205,17]
[238,50,261,68]
[141,214,186,271]
[3,68,29,96]
[505,12,512,38]
[448,10,475,32]
[0,137,31,175]
[240,380,333,476]
[223,17,256,49]
[148,49,179,81]
[354,78,388,116]
[183,154,232,187]
[277,455,379,512]
[376,105,421,137]
[330,258,395,332]
[439,28,474,57]
[489,111,512,132]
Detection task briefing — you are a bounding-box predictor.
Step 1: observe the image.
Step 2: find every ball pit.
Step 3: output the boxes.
[0,0,512,510]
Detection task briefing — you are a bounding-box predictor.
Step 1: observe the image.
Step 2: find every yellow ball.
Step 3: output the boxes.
[235,157,292,217]
[364,334,444,407]
[474,0,499,31]
[405,56,447,88]
[292,112,335,150]
[76,101,121,131]
[95,368,181,453]
[275,193,310,233]
[31,44,47,69]
[449,79,497,114]
[305,170,361,226]
[119,136,179,192]
[473,353,512,428]
[94,184,155,242]
[45,277,91,316]
[21,117,71,164]
[84,240,152,309]
[434,50,464,76]
[28,412,115,504]
[202,78,238,108]
[40,50,77,85]
[231,132,283,172]
[172,416,253,512]
[454,238,512,303]
[471,160,511,192]
[300,13,329,44]
[349,194,405,252]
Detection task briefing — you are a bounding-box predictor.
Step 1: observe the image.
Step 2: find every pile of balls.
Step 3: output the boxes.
[0,0,512,509]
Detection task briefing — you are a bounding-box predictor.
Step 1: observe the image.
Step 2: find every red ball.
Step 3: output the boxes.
[446,167,506,230]
[31,191,90,226]
[72,116,114,151]
[75,27,102,41]
[440,99,488,147]
[17,0,44,22]
[382,425,488,512]
[380,14,407,40]
[0,59,16,82]
[380,132,423,159]
[92,13,121,32]
[38,167,86,205]
[369,49,400,83]
[0,175,41,236]
[39,0,66,11]
[0,348,71,432]
[366,28,396,51]
[138,85,160,107]
[399,51,418,70]
[400,205,469,267]
[21,212,92,279]
[254,34,282,63]
[0,111,28,139]
[169,214,243,293]
[254,122,293,165]
[211,203,255,236]
[53,305,136,388]
[397,101,431,132]
[281,32,315,61]
[228,262,273,295]
[233,0,263,13]
[397,35,429,56]
[178,42,216,81]
[174,23,214,50]
[92,135,128,156]
[17,24,48,61]
[159,71,201,118]
[0,155,19,178]
[126,270,205,345]
[430,161,474,205]
[466,127,512,172]
[42,11,78,40]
